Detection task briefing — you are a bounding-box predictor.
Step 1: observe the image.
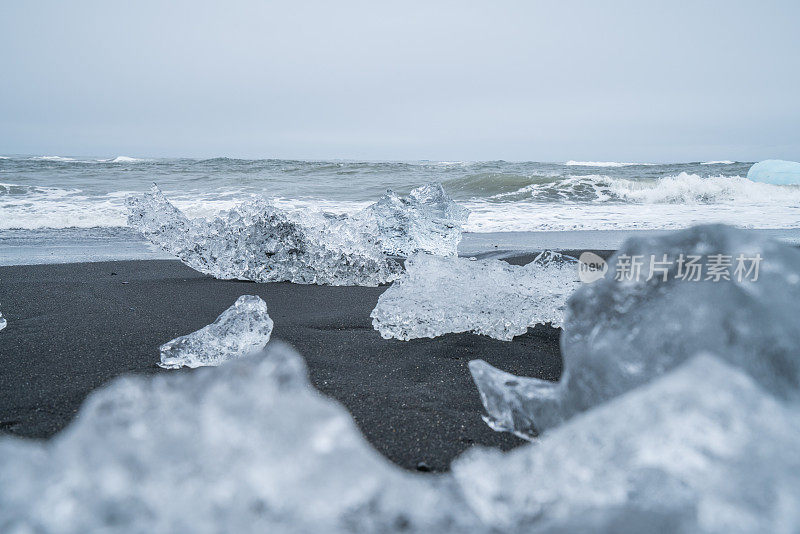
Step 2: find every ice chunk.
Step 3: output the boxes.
[127,185,399,286]
[0,306,5,331]
[747,159,800,185]
[126,183,468,286]
[472,224,800,437]
[372,251,579,341]
[159,295,274,369]
[455,355,800,533]
[1,344,798,531]
[365,183,470,257]
[0,342,477,533]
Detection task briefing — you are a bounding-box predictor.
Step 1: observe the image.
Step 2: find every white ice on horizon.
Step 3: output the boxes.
[371,251,579,341]
[470,224,800,438]
[159,295,273,369]
[127,183,469,286]
[746,159,800,185]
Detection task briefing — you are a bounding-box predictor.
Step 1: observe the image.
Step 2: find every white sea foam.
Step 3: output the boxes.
[106,156,144,163]
[29,155,77,162]
[564,160,655,167]
[489,172,800,205]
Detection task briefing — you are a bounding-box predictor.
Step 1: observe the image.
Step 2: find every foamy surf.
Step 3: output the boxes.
[4,157,798,237]
[564,160,655,167]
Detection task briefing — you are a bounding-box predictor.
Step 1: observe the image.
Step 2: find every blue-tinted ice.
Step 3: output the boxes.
[472,224,800,437]
[747,159,800,185]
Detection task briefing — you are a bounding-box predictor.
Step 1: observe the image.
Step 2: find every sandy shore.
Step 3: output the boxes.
[0,258,579,472]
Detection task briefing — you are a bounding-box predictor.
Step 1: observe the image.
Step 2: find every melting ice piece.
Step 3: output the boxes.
[471,224,800,437]
[0,342,477,533]
[126,183,468,286]
[365,183,470,257]
[159,295,274,369]
[3,348,797,532]
[455,355,800,532]
[0,308,5,331]
[371,251,579,341]
[747,159,800,185]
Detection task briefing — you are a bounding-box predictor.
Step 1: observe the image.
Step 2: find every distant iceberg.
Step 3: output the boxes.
[127,183,469,286]
[371,251,579,341]
[471,224,800,438]
[159,295,273,369]
[700,160,735,165]
[746,159,800,185]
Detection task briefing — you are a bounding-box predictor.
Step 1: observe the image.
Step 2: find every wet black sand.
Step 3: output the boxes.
[0,258,588,472]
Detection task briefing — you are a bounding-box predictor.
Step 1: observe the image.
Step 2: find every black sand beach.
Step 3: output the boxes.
[0,258,577,472]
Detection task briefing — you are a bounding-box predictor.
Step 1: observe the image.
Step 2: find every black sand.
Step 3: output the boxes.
[0,259,572,472]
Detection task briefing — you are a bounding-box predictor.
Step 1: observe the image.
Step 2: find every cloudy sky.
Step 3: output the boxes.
[1,1,798,161]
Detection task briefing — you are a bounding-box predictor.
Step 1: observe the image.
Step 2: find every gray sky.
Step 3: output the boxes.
[1,1,798,162]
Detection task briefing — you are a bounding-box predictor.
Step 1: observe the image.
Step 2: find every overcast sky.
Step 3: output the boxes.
[1,1,798,162]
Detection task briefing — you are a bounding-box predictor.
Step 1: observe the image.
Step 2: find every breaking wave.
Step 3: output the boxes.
[564,160,655,167]
[491,172,800,204]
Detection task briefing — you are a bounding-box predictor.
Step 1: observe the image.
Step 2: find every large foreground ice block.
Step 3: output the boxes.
[126,183,468,286]
[3,348,796,533]
[746,159,800,185]
[0,342,476,533]
[455,355,800,533]
[159,295,273,369]
[371,251,578,341]
[472,224,800,437]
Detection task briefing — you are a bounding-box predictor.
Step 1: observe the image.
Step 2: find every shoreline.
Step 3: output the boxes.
[3,227,800,267]
[0,259,565,472]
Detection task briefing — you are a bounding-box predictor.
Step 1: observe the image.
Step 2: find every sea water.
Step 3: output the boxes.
[2,156,800,264]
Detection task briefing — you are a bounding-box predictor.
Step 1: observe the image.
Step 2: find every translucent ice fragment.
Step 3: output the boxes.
[747,159,800,185]
[126,183,468,286]
[456,355,800,533]
[0,342,477,533]
[159,295,273,369]
[472,224,800,437]
[371,251,579,341]
[365,183,470,257]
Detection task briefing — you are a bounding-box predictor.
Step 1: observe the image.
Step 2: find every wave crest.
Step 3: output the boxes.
[491,172,800,204]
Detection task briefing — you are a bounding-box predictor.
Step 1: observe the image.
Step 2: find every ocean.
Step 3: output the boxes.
[2,156,800,264]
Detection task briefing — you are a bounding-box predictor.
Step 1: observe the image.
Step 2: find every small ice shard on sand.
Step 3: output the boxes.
[747,159,800,185]
[455,354,800,532]
[0,342,476,533]
[0,307,5,331]
[472,224,800,437]
[159,295,273,369]
[126,182,468,286]
[371,251,579,341]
